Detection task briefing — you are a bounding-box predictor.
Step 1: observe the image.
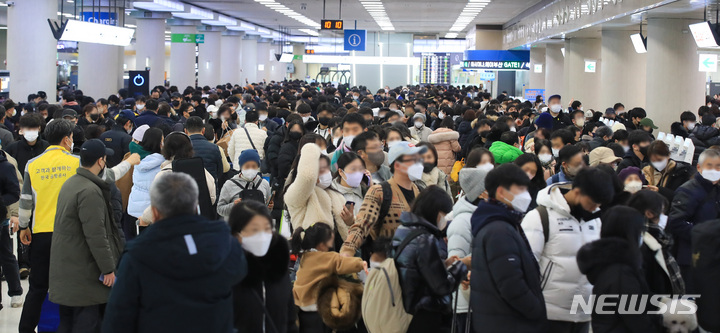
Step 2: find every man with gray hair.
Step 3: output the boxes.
[668,148,720,293]
[103,172,247,333]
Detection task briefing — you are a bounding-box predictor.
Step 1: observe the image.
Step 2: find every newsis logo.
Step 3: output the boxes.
[570,295,699,315]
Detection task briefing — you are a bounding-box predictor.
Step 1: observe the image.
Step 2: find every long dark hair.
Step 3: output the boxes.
[140,128,163,154]
[162,132,193,160]
[411,186,453,227]
[514,153,546,190]
[228,201,272,235]
[290,223,334,255]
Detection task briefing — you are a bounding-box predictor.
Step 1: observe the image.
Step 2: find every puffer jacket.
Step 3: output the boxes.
[691,124,720,147]
[489,140,523,164]
[457,121,473,149]
[189,134,223,186]
[228,123,268,171]
[392,212,467,315]
[127,153,165,218]
[521,183,600,322]
[641,160,694,202]
[428,128,461,175]
[447,196,477,313]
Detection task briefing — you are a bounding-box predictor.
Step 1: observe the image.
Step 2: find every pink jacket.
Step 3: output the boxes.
[428,128,461,175]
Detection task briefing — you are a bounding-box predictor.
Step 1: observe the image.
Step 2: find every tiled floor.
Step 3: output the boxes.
[0,279,29,332]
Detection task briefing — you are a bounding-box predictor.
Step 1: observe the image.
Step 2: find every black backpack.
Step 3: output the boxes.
[231,178,265,204]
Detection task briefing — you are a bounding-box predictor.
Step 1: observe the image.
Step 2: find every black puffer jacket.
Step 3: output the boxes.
[233,234,297,333]
[691,124,720,147]
[265,125,287,179]
[392,212,467,315]
[577,238,663,333]
[670,122,690,139]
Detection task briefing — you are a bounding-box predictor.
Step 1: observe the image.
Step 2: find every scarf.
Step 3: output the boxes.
[647,223,686,295]
[129,141,152,160]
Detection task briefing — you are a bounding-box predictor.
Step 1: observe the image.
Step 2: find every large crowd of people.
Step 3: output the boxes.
[0,81,719,333]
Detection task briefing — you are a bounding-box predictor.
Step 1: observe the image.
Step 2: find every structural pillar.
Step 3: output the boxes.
[563,38,602,109]
[545,44,565,99]
[601,29,647,111]
[292,43,307,80]
[7,0,58,101]
[220,31,243,85]
[197,28,222,87]
[529,46,545,90]
[241,37,258,84]
[646,18,705,132]
[169,23,197,88]
[78,42,123,99]
[135,17,167,88]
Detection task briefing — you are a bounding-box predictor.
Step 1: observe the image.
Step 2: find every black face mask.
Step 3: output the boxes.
[318,117,331,126]
[639,145,649,157]
[289,131,302,141]
[569,203,601,221]
[423,162,435,173]
[90,114,100,121]
[171,100,180,107]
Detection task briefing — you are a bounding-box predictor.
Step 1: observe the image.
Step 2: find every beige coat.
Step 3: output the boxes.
[428,128,461,175]
[285,144,349,240]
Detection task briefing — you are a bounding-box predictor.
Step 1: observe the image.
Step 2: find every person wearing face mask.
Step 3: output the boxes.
[98,115,132,168]
[617,166,648,206]
[339,142,425,257]
[313,107,333,140]
[549,129,574,159]
[545,94,572,131]
[217,149,271,220]
[276,121,306,183]
[547,145,585,186]
[352,131,391,184]
[534,139,556,181]
[409,113,432,142]
[6,114,50,175]
[522,168,613,331]
[667,148,720,293]
[256,104,279,135]
[330,113,367,172]
[641,140,694,202]
[576,206,663,333]
[416,142,452,196]
[227,111,267,172]
[671,111,697,139]
[627,191,685,296]
[126,128,165,223]
[428,121,461,175]
[392,186,468,332]
[284,143,351,242]
[571,109,586,134]
[616,130,652,174]
[469,164,548,331]
[332,152,370,216]
[228,201,297,333]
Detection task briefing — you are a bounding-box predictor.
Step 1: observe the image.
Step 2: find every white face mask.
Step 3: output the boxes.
[538,153,553,163]
[318,171,333,189]
[652,159,669,172]
[136,104,145,111]
[407,162,424,181]
[302,116,310,123]
[259,114,268,121]
[343,135,355,148]
[438,112,445,120]
[387,140,400,149]
[437,215,448,231]
[414,121,424,129]
[241,231,273,257]
[23,130,39,142]
[658,213,668,229]
[552,148,560,158]
[477,162,494,173]
[575,118,585,127]
[687,122,696,131]
[241,169,259,181]
[509,190,532,213]
[622,145,630,153]
[702,169,720,182]
[550,104,563,114]
[624,180,643,193]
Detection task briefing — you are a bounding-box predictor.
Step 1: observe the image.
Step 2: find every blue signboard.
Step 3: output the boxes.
[525,89,545,101]
[479,71,496,81]
[344,30,366,51]
[82,12,118,26]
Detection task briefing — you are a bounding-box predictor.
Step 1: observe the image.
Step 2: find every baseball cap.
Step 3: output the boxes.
[605,107,616,115]
[132,124,150,142]
[584,109,594,118]
[118,109,136,122]
[639,118,658,129]
[589,147,621,167]
[62,109,77,118]
[388,141,428,164]
[80,139,114,163]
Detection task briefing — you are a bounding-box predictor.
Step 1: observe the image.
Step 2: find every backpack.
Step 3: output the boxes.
[230,178,265,203]
[362,229,424,333]
[537,205,550,243]
[692,219,720,332]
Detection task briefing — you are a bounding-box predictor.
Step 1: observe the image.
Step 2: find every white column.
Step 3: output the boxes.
[135,18,166,88]
[646,18,706,132]
[197,30,221,87]
[544,44,564,98]
[78,43,122,98]
[257,41,270,82]
[292,43,307,80]
[600,30,647,111]
[241,38,258,84]
[529,46,545,90]
[169,24,197,88]
[220,32,242,85]
[7,0,57,101]
[563,38,602,109]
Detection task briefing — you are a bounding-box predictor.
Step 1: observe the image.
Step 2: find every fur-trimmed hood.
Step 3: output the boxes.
[576,237,640,285]
[317,275,364,330]
[240,233,290,286]
[428,128,459,144]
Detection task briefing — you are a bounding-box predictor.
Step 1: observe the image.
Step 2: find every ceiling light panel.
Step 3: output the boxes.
[360,0,393,31]
[448,0,490,32]
[254,0,319,28]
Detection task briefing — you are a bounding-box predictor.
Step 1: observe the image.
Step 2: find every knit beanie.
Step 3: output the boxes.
[618,166,647,185]
[459,167,489,200]
[238,149,261,169]
[535,112,554,130]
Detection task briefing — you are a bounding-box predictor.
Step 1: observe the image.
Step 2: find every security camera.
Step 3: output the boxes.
[6,1,15,7]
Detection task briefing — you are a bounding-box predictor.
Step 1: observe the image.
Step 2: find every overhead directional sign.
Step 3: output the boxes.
[462,50,530,70]
[344,29,366,51]
[699,54,718,72]
[585,60,596,73]
[170,33,205,44]
[463,61,529,70]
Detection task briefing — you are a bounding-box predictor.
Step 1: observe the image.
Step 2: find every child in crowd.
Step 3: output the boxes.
[217,149,272,220]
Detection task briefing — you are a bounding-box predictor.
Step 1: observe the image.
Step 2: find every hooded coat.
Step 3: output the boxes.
[470,200,547,332]
[127,153,165,218]
[428,128,461,175]
[102,214,247,333]
[576,238,663,333]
